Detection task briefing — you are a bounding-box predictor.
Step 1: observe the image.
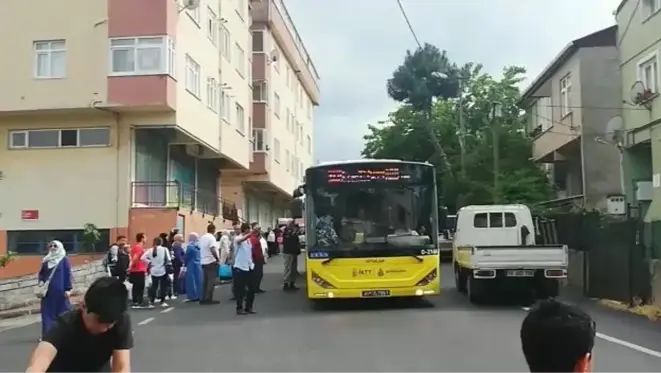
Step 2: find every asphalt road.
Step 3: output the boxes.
[1,256,661,371]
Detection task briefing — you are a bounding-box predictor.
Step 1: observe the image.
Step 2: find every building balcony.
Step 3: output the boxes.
[130,181,239,221]
[250,0,320,104]
[531,112,580,162]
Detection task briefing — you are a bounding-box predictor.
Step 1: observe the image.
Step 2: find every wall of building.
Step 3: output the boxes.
[0,114,130,231]
[0,0,109,112]
[218,0,253,168]
[577,47,624,208]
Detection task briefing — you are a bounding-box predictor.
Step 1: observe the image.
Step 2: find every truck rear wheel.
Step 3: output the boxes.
[454,266,467,293]
[467,277,484,304]
[537,279,560,299]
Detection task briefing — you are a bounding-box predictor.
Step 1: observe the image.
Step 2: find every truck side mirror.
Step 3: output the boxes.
[520,225,530,246]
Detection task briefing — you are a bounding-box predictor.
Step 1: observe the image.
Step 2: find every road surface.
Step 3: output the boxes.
[1,256,661,371]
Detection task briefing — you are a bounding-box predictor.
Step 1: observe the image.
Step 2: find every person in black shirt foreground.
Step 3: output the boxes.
[521,299,595,372]
[26,277,133,372]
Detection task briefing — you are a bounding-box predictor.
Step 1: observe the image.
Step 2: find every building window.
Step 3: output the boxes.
[285,150,290,172]
[109,36,175,76]
[8,229,110,254]
[300,162,305,181]
[559,75,571,117]
[273,93,281,118]
[306,135,311,154]
[253,81,268,102]
[206,77,218,112]
[220,25,231,62]
[252,129,267,152]
[34,40,66,79]
[252,31,264,52]
[286,108,291,131]
[187,6,201,25]
[185,55,201,97]
[9,128,111,149]
[638,51,659,94]
[643,0,661,18]
[286,66,291,89]
[207,7,218,46]
[236,103,245,133]
[290,112,295,133]
[273,46,280,72]
[234,43,245,77]
[273,138,281,162]
[307,99,312,118]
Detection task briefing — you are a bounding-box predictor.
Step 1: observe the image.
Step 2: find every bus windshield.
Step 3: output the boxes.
[306,163,437,251]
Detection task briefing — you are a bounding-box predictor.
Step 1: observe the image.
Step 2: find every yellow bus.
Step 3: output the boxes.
[291,159,441,303]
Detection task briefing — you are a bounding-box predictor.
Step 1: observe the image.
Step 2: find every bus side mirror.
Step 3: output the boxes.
[290,198,303,219]
[292,184,305,198]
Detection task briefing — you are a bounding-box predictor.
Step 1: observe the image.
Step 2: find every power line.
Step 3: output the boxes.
[395,0,422,48]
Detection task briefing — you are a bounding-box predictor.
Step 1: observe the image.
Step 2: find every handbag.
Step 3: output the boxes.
[34,261,60,299]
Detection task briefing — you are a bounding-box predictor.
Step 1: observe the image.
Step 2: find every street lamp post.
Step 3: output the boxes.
[490,102,503,203]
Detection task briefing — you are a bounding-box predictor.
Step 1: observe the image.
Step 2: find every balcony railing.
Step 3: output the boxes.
[131,181,241,222]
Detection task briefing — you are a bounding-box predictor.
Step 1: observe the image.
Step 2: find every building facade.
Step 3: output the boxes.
[0,0,319,278]
[520,26,623,210]
[616,0,661,221]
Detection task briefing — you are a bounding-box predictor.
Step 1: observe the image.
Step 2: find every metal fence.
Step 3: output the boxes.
[131,181,240,222]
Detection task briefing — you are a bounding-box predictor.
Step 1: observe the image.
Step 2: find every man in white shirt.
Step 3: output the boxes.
[199,223,221,305]
[233,223,258,315]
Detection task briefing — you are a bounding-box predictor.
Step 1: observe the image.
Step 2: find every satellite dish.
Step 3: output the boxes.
[630,81,646,104]
[605,115,624,147]
[183,0,200,10]
[270,49,280,63]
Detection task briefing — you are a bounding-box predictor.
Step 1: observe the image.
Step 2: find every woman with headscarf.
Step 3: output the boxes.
[184,233,203,302]
[37,240,73,338]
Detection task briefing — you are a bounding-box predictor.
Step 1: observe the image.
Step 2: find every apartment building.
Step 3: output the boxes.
[247,0,319,224]
[616,0,661,221]
[520,26,623,210]
[0,0,319,278]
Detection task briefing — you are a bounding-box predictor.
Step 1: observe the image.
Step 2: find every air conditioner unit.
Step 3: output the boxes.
[185,144,203,157]
[636,181,653,201]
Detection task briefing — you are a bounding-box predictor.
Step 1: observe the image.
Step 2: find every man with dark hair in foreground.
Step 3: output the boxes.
[26,277,133,372]
[521,299,595,372]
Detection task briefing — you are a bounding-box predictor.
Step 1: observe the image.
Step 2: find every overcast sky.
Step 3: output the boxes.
[284,0,621,163]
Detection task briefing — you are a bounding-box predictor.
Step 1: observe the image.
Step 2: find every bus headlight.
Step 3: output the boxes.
[415,269,438,286]
[311,271,336,289]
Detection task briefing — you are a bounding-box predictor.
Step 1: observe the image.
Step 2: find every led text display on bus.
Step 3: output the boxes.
[311,163,432,185]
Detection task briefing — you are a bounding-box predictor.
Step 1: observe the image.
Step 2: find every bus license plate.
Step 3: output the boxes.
[507,270,535,277]
[362,290,391,297]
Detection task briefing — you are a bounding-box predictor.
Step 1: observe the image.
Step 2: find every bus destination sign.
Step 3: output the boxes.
[326,167,411,184]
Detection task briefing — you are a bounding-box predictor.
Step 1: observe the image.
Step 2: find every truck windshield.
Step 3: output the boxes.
[308,184,435,250]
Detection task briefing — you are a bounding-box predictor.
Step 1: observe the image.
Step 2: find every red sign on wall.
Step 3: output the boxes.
[21,210,39,220]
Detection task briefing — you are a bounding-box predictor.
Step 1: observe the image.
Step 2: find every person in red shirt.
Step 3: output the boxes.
[249,223,266,293]
[128,233,148,308]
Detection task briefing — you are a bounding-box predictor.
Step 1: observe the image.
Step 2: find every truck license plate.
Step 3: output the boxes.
[362,290,391,297]
[507,270,535,277]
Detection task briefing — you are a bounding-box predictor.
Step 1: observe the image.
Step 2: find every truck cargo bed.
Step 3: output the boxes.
[470,245,567,269]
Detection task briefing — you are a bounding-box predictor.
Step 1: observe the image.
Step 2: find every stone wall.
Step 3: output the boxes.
[0,259,105,311]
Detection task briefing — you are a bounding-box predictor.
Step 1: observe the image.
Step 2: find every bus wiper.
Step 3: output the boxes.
[321,257,337,265]
[409,255,424,263]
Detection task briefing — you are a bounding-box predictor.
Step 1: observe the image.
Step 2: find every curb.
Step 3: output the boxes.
[0,296,83,320]
[598,299,661,321]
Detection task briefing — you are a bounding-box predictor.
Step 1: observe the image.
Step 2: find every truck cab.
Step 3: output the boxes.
[452,204,568,304]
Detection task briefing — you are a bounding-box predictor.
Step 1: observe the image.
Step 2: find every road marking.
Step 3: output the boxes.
[596,332,661,358]
[160,307,174,314]
[520,307,661,358]
[137,317,155,326]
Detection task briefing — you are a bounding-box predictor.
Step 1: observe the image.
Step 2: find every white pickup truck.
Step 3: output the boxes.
[452,204,567,304]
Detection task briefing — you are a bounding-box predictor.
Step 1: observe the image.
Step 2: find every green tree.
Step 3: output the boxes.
[82,223,101,252]
[364,64,552,212]
[0,251,13,268]
[386,44,461,176]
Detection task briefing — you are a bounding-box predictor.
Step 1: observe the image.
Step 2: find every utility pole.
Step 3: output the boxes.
[458,78,466,178]
[491,102,502,203]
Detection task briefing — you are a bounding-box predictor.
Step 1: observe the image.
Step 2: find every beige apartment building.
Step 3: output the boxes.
[0,0,319,278]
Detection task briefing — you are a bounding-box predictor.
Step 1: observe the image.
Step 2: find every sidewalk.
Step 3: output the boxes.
[0,295,83,320]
